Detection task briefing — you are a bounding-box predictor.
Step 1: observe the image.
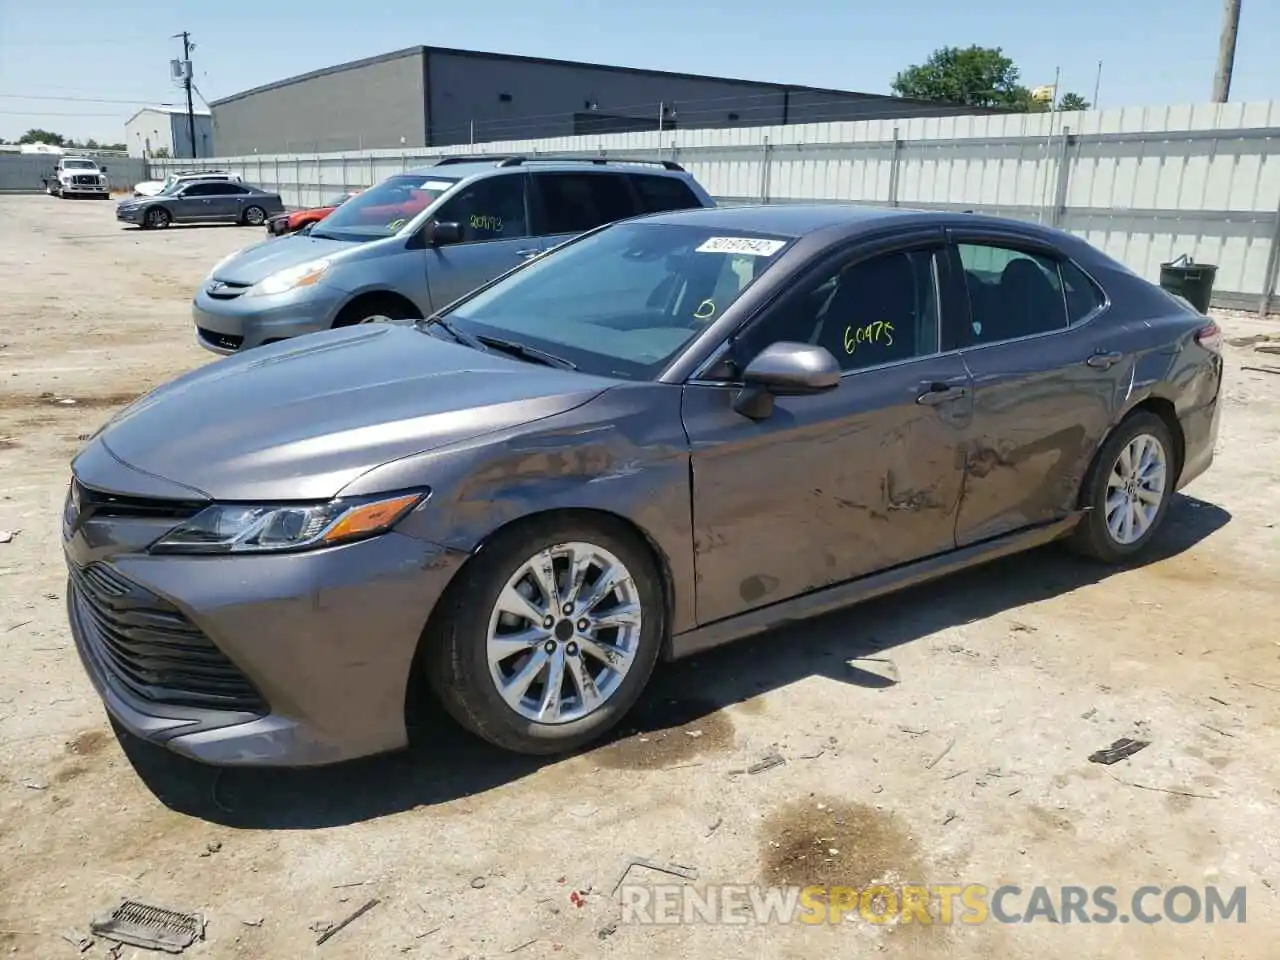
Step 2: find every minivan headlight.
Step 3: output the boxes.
[248,257,333,297]
[150,491,426,554]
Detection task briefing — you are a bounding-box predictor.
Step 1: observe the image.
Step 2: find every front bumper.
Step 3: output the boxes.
[191,282,347,354]
[63,181,108,195]
[65,510,466,767]
[116,206,144,224]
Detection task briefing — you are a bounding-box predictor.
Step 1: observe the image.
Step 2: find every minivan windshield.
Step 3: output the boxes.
[437,221,793,380]
[310,174,458,242]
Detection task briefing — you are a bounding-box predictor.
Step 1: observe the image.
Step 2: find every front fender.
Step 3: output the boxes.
[340,385,698,635]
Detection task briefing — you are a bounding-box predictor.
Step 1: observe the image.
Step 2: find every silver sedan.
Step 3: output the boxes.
[116,179,285,229]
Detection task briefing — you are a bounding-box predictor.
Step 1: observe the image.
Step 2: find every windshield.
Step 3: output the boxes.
[324,193,354,208]
[64,160,97,170]
[440,222,793,380]
[311,174,458,241]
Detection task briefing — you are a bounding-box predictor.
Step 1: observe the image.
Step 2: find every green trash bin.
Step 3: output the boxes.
[1159,255,1217,314]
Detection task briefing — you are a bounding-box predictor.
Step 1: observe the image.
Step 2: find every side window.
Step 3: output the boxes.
[434,175,528,243]
[736,248,941,373]
[532,173,637,235]
[180,183,219,197]
[955,243,1068,344]
[1060,259,1105,324]
[630,174,701,213]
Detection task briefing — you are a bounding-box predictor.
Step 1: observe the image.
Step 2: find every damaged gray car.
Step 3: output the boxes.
[63,203,1222,766]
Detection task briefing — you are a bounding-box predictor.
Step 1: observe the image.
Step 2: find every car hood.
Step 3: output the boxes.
[133,181,163,195]
[210,233,365,285]
[89,325,613,502]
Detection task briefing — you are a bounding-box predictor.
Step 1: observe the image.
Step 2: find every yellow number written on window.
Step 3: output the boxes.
[843,321,895,354]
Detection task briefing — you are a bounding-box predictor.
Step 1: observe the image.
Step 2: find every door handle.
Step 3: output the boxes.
[1086,350,1123,369]
[916,383,968,406]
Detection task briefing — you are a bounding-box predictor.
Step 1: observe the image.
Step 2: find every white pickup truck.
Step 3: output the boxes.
[42,157,111,199]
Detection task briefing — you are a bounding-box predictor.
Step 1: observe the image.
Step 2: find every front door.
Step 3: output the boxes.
[424,173,537,310]
[682,236,974,625]
[203,183,246,221]
[943,233,1141,545]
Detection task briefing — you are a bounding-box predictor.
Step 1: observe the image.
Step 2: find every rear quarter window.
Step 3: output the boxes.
[1060,260,1106,324]
[630,174,702,213]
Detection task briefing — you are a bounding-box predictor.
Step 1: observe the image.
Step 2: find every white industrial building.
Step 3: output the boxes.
[124,106,215,159]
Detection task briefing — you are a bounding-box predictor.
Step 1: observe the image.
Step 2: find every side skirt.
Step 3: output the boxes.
[668,513,1083,660]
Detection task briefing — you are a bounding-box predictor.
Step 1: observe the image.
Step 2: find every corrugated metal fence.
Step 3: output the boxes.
[0,152,148,196]
[147,99,1280,315]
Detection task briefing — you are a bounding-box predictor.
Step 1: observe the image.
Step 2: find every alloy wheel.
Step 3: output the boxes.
[486,541,642,725]
[1104,432,1168,545]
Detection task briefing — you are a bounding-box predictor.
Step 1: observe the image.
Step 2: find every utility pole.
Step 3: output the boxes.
[1212,0,1242,103]
[173,31,197,157]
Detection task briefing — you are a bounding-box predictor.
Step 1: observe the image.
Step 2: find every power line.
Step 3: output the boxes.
[0,93,178,106]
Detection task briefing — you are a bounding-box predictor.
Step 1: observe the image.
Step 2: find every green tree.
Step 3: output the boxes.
[892,45,1046,112]
[1057,92,1091,111]
[17,128,67,146]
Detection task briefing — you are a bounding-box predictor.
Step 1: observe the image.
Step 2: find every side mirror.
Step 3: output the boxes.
[100,166,108,173]
[732,341,840,420]
[298,222,314,236]
[429,221,463,247]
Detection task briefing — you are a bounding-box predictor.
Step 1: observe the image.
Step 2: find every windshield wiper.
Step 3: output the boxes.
[474,335,577,370]
[416,315,483,348]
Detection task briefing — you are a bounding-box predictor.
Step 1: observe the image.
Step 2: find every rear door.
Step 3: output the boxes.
[423,173,536,310]
[943,228,1139,544]
[168,182,215,221]
[205,182,249,220]
[527,171,640,254]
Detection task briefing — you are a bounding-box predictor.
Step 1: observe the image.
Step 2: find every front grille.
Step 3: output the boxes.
[197,328,243,351]
[70,561,266,714]
[72,175,99,185]
[205,281,251,301]
[73,480,203,522]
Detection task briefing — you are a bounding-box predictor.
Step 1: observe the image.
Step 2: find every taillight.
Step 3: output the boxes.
[1194,321,1222,354]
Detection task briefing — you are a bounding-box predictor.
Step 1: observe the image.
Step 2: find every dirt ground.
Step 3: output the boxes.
[1,194,1279,960]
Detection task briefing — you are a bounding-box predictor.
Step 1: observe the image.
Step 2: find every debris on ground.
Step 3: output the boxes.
[942,809,958,825]
[20,778,47,790]
[0,530,18,544]
[1088,738,1151,765]
[90,900,205,954]
[898,726,928,736]
[611,857,699,896]
[470,877,487,889]
[705,816,723,837]
[598,921,619,939]
[60,931,93,953]
[745,752,786,775]
[1081,707,1098,720]
[199,841,222,857]
[925,737,956,770]
[315,897,379,946]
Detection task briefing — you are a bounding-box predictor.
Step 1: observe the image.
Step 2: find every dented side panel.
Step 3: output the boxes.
[952,319,1149,545]
[681,356,972,626]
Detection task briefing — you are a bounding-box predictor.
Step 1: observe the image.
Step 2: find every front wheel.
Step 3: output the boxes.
[242,205,266,226]
[1067,411,1176,563]
[427,518,665,755]
[144,207,171,229]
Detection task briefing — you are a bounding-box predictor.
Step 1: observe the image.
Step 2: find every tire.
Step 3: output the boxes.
[426,516,666,755]
[332,297,420,327]
[145,207,171,229]
[1067,411,1177,564]
[242,205,266,226]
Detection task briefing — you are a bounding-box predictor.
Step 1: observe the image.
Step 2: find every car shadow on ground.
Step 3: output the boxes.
[117,493,1230,829]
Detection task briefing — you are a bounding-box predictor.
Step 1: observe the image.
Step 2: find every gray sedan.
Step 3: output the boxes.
[116,179,285,229]
[63,203,1222,767]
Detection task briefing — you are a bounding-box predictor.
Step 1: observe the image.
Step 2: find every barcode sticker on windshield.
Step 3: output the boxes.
[695,236,786,257]
[422,180,454,190]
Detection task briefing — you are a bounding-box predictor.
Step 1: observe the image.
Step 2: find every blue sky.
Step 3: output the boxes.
[1,0,1274,143]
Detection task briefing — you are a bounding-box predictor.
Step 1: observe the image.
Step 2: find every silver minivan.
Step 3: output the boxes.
[191,156,716,354]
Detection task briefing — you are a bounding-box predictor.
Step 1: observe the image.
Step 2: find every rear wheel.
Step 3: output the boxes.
[242,205,266,226]
[145,207,171,229]
[426,517,665,755]
[1067,411,1176,563]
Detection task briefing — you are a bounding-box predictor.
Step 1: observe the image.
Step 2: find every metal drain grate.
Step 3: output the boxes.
[90,900,205,953]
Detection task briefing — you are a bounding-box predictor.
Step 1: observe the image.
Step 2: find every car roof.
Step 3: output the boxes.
[635,202,1079,245]
[402,159,693,180]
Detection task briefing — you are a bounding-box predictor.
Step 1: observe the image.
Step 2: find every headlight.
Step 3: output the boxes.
[150,490,426,555]
[248,257,333,297]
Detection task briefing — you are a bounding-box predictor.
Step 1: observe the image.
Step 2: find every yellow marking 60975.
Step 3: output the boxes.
[843,321,895,354]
